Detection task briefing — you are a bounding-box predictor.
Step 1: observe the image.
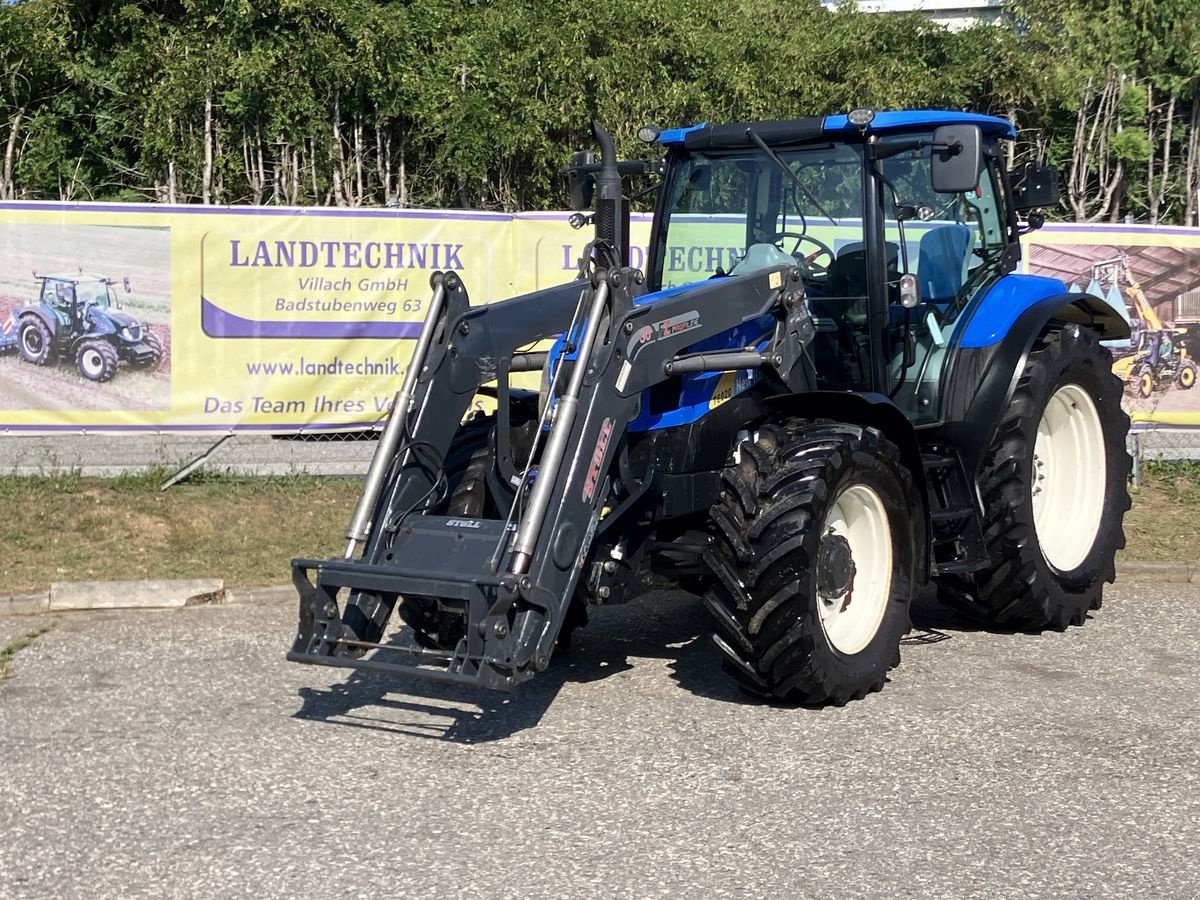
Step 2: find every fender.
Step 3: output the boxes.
[765,390,931,584]
[940,280,1130,478]
[17,307,59,339]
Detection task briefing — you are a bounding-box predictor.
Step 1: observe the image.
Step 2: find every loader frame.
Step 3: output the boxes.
[291,263,817,689]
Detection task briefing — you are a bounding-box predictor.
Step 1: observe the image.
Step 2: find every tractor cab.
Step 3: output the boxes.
[642,110,1047,424]
[39,274,122,319]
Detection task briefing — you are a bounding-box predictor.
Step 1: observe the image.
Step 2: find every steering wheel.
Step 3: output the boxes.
[771,232,836,276]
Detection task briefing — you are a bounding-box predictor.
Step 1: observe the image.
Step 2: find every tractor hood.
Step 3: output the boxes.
[88,306,138,333]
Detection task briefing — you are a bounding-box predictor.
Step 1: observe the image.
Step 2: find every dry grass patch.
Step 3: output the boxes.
[0,470,360,593]
[0,462,1194,595]
[1121,462,1200,563]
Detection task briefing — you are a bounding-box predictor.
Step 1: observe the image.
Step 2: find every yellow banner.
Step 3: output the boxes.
[1,203,1197,431]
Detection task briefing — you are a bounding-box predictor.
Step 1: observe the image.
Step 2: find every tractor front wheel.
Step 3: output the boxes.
[1136,364,1155,398]
[76,340,119,383]
[939,325,1130,630]
[18,317,53,366]
[140,331,164,368]
[703,421,919,704]
[1179,362,1197,390]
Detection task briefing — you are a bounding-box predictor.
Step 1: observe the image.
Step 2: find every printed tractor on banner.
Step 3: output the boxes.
[288,109,1132,706]
[0,273,163,383]
[1099,258,1196,398]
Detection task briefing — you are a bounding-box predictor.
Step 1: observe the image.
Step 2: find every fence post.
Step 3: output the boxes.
[1131,430,1142,488]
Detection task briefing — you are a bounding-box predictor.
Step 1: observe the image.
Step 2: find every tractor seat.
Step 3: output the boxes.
[917,224,972,304]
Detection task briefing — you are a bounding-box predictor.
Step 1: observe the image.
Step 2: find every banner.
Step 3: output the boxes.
[0,201,1197,432]
[1024,225,1200,426]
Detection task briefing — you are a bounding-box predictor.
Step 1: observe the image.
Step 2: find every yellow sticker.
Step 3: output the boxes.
[768,271,782,289]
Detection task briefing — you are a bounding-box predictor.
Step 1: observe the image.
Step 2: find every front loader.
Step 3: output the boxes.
[290,110,1132,704]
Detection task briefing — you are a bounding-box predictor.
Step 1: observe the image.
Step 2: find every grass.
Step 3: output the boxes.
[0,462,1195,595]
[1122,461,1200,563]
[0,627,51,682]
[0,470,361,594]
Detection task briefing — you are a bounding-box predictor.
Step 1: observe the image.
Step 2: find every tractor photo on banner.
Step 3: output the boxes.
[1025,226,1200,426]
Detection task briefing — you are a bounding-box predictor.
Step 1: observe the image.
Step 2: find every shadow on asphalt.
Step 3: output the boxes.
[292,587,1008,744]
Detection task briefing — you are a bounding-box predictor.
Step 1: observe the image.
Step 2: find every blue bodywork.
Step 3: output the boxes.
[958,274,1070,348]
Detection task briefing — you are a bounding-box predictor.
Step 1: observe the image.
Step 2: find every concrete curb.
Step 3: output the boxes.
[224,585,294,606]
[0,593,50,617]
[1117,560,1196,584]
[46,578,225,612]
[1,561,1195,618]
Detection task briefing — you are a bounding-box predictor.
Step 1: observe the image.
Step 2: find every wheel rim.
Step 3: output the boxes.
[80,348,104,378]
[1139,373,1153,397]
[22,329,43,356]
[1032,383,1106,572]
[1182,367,1196,388]
[817,484,892,655]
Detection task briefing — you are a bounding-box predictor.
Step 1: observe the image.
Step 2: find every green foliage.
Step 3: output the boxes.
[0,0,1197,220]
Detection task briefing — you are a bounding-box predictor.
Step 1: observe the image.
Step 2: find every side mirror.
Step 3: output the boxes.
[1011,163,1058,211]
[567,150,596,211]
[930,124,982,194]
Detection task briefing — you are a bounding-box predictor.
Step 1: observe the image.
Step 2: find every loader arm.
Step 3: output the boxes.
[289,263,816,690]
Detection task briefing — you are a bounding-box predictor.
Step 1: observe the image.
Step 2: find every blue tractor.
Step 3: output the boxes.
[288,109,1131,705]
[1,274,163,382]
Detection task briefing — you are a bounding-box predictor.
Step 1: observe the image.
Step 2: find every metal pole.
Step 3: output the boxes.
[1131,429,1143,488]
[344,281,447,556]
[509,279,610,575]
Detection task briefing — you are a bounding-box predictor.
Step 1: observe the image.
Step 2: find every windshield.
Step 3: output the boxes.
[651,143,866,290]
[79,283,114,308]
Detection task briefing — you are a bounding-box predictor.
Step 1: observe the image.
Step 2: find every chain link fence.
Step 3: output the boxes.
[1130,425,1200,486]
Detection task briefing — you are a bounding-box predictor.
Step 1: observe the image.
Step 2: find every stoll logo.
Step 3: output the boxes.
[582,417,615,504]
[626,309,701,359]
[446,518,483,529]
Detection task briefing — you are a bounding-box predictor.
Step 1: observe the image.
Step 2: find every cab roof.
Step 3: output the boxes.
[37,273,113,284]
[658,110,1016,149]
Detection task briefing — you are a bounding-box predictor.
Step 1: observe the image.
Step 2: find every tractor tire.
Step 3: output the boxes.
[938,324,1131,630]
[18,317,53,366]
[140,331,164,368]
[703,421,920,705]
[76,340,119,383]
[1136,363,1155,399]
[1179,362,1197,390]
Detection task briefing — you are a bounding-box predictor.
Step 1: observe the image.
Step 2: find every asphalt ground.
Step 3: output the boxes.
[2,582,1199,899]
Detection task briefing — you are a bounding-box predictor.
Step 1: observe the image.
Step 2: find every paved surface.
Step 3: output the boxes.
[2,583,1199,899]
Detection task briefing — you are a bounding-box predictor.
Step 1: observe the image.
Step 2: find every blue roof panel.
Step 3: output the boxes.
[658,109,1016,147]
[822,109,1016,139]
[657,123,707,146]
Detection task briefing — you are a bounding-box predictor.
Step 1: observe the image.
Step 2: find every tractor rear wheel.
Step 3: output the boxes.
[18,317,53,366]
[703,421,919,704]
[1179,362,1197,390]
[938,324,1130,630]
[76,340,119,382]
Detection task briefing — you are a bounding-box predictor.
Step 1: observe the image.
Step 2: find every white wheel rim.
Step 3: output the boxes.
[1032,383,1106,572]
[81,350,103,377]
[818,484,892,655]
[23,329,42,355]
